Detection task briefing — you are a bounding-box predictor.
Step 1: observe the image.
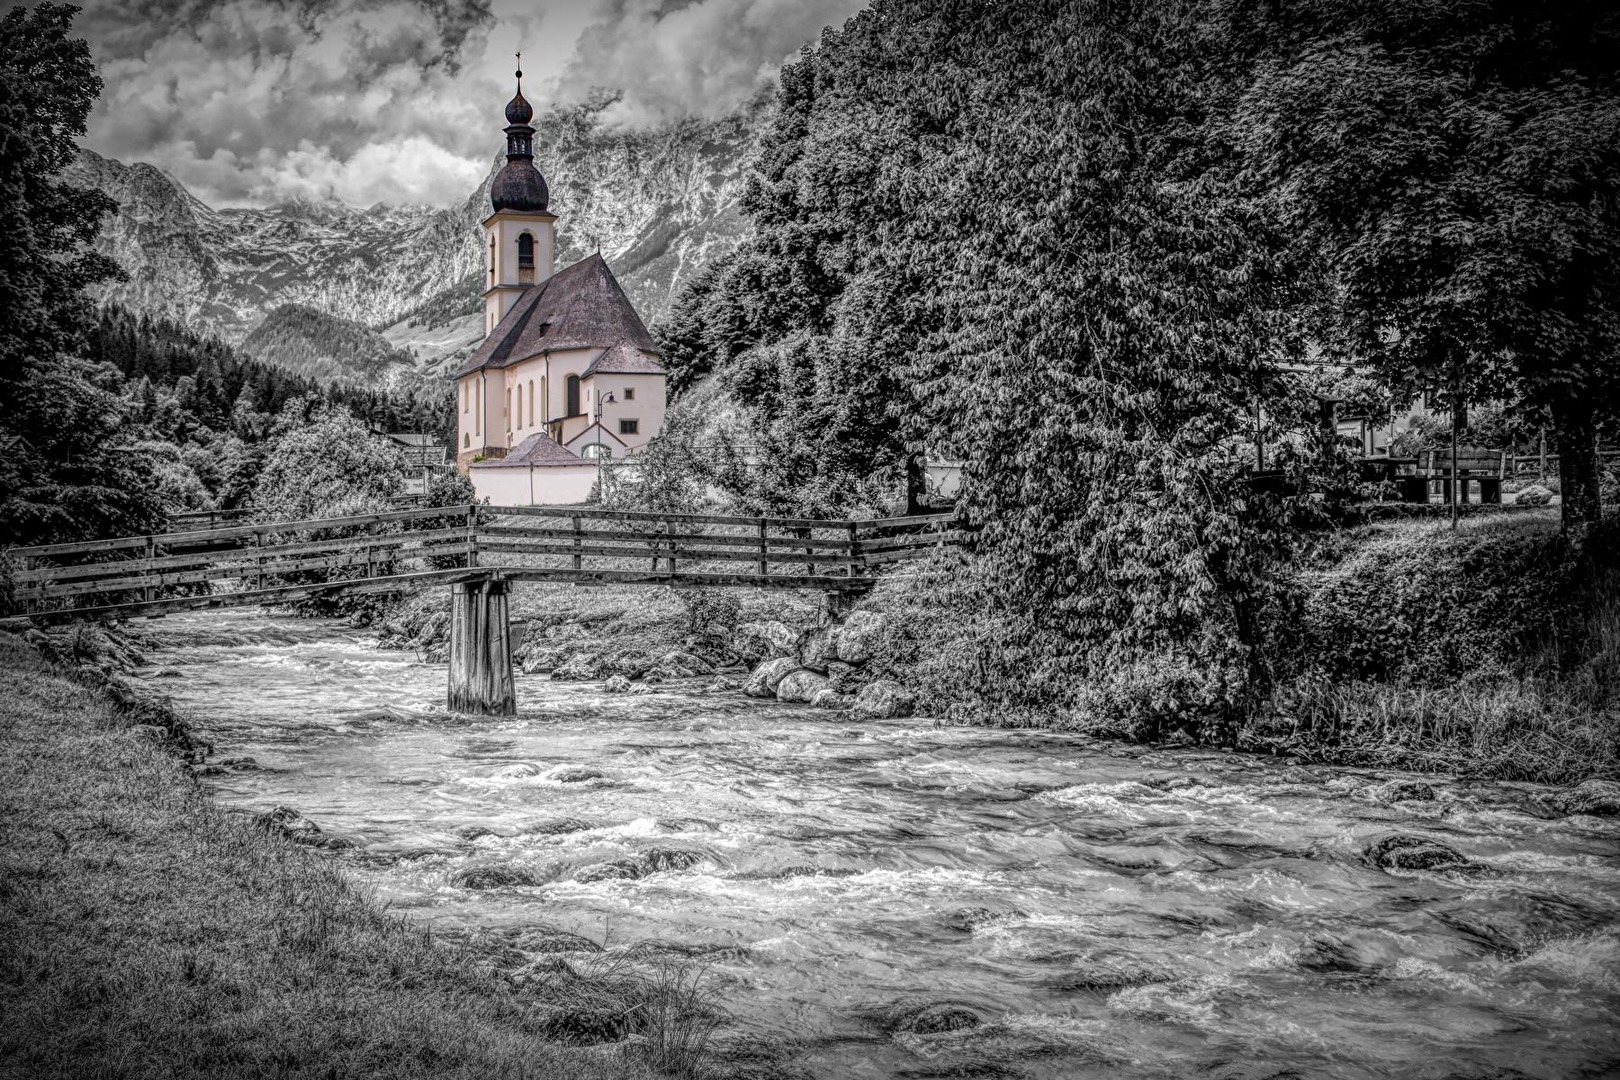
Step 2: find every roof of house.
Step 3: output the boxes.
[583,338,667,377]
[469,431,588,468]
[456,254,657,377]
[563,422,629,453]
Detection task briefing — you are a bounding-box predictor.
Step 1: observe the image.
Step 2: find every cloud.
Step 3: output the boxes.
[555,0,868,126]
[64,0,868,207]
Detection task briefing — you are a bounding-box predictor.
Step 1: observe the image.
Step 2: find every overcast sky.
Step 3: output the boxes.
[33,0,867,209]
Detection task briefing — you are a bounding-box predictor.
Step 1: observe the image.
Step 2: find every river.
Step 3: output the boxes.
[138,609,1619,1079]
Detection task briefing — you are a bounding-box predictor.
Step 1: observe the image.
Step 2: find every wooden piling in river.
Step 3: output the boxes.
[448,576,515,716]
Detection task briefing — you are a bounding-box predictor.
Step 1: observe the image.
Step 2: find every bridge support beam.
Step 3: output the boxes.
[448,577,515,716]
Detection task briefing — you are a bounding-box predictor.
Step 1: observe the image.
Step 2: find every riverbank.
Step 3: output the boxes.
[362,508,1618,784]
[0,630,697,1080]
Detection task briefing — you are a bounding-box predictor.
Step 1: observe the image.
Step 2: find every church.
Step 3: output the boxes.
[454,66,668,505]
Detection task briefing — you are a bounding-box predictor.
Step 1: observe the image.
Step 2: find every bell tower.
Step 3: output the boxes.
[482,55,556,334]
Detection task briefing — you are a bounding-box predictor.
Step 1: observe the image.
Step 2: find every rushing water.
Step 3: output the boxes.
[139,609,1619,1079]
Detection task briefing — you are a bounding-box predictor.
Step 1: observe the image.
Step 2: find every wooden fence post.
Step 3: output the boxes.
[756,520,768,580]
[573,514,583,571]
[847,522,860,579]
[447,577,515,716]
[467,507,480,569]
[143,537,156,602]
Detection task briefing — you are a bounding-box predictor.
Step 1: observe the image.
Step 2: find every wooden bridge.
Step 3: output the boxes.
[2,505,957,715]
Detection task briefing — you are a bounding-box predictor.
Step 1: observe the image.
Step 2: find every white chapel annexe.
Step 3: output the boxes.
[454,64,668,506]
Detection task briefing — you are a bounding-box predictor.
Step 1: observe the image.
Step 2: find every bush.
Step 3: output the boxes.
[1271,513,1578,683]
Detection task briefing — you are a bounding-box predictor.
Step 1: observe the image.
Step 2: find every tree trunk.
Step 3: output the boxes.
[1553,398,1602,531]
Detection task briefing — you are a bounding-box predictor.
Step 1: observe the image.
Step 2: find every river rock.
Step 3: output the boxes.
[776,669,831,704]
[835,610,886,664]
[744,657,800,698]
[810,688,851,710]
[254,805,323,845]
[1373,780,1436,803]
[550,767,606,784]
[1515,483,1554,506]
[734,620,800,662]
[452,864,539,889]
[867,998,982,1036]
[1550,778,1620,816]
[1363,833,1476,872]
[852,679,916,720]
[493,762,541,778]
[704,676,740,693]
[501,925,604,954]
[602,675,632,694]
[654,650,714,677]
[798,627,838,673]
[550,653,598,681]
[942,906,1026,933]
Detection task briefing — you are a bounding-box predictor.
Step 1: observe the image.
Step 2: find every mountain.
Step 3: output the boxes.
[67,93,762,380]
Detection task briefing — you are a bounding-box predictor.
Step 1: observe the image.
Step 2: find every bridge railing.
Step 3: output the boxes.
[2,505,958,622]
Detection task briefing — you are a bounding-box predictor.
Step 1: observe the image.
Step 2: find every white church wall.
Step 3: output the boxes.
[470,464,598,507]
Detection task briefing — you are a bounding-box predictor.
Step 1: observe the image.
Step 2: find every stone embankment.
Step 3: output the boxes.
[377,598,918,720]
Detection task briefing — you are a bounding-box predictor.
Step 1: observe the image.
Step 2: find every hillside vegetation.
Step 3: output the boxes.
[241,302,418,382]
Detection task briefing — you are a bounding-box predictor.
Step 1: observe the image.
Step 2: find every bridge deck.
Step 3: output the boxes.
[2,505,957,628]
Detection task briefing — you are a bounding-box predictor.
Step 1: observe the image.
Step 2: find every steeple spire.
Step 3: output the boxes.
[492,49,548,212]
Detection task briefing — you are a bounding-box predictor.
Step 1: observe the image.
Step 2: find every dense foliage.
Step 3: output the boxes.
[1234,0,1620,528]
[0,3,164,546]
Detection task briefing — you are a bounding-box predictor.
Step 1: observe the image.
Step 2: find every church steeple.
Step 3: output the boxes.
[492,57,548,213]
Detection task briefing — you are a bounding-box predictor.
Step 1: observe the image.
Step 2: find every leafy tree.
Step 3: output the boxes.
[0,2,163,546]
[1232,0,1620,530]
[255,404,407,523]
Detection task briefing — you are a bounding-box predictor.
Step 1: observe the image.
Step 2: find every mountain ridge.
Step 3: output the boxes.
[68,94,763,381]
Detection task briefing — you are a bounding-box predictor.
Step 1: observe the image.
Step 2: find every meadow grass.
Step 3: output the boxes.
[0,631,675,1080]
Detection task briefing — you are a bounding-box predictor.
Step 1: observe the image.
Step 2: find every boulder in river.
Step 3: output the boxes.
[549,653,598,681]
[1373,779,1436,803]
[602,674,632,694]
[835,610,886,664]
[550,766,606,784]
[776,669,831,704]
[942,906,1026,933]
[254,804,324,845]
[852,679,916,719]
[810,687,851,710]
[1549,778,1620,817]
[744,657,801,698]
[493,762,541,778]
[452,864,539,889]
[1363,833,1477,872]
[866,998,982,1036]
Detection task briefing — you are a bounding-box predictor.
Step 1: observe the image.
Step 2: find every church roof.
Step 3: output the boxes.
[584,338,667,377]
[469,431,584,468]
[457,254,657,377]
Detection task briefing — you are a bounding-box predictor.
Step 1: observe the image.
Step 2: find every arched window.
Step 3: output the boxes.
[463,432,470,449]
[515,384,523,429]
[488,235,496,286]
[517,232,535,284]
[565,374,580,417]
[528,379,535,425]
[506,388,511,429]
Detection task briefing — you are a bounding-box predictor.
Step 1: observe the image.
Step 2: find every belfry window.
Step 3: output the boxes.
[565,374,580,417]
[518,232,535,284]
[488,235,496,286]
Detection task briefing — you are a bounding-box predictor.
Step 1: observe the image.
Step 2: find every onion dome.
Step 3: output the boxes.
[492,62,548,213]
[505,87,533,125]
[492,160,549,213]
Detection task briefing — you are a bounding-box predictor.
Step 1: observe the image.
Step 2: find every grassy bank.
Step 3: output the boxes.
[0,632,685,1080]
